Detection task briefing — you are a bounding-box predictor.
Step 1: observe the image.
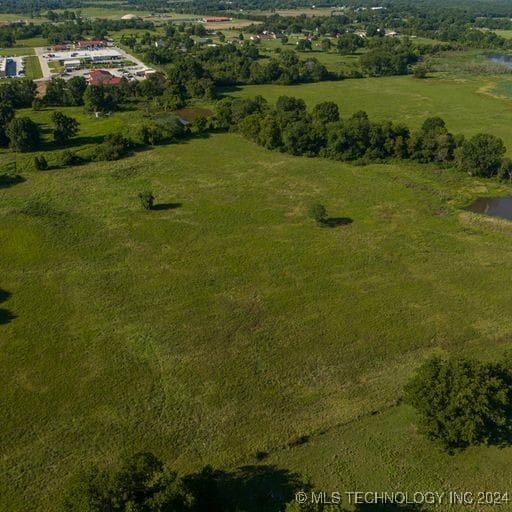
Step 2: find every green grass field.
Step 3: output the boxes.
[5,56,512,511]
[0,47,34,56]
[3,118,512,510]
[23,55,42,79]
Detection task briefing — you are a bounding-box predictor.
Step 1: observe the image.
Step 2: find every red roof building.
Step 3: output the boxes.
[202,17,232,22]
[88,69,122,86]
[76,40,106,49]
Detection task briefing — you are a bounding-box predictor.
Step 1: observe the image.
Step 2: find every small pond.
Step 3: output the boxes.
[466,196,512,220]
[488,54,512,68]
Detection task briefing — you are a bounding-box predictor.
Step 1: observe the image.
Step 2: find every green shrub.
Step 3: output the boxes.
[95,133,131,161]
[34,155,48,170]
[308,204,327,224]
[138,191,155,210]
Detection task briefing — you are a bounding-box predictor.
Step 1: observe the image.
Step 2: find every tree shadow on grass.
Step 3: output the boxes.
[0,309,16,325]
[44,134,105,151]
[216,84,244,99]
[0,289,15,325]
[152,202,182,211]
[321,217,353,228]
[183,465,308,512]
[0,173,25,189]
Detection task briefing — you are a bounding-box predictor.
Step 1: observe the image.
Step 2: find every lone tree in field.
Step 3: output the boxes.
[308,204,327,225]
[138,191,155,210]
[52,111,79,145]
[405,356,512,449]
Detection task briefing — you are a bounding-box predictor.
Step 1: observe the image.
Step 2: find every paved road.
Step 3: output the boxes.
[116,46,148,69]
[34,47,52,80]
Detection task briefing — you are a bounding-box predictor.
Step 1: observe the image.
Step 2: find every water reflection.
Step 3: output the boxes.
[466,196,512,220]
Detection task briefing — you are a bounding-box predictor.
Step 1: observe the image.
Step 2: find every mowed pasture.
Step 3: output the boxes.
[227,72,512,150]
[3,118,512,509]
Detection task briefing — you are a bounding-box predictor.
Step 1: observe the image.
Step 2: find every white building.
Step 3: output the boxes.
[63,59,81,70]
[45,48,123,65]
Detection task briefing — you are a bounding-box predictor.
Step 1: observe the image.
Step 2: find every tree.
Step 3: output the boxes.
[6,117,40,152]
[95,133,131,161]
[405,356,512,449]
[296,39,312,51]
[67,76,88,106]
[0,101,15,146]
[83,85,116,114]
[409,116,456,163]
[281,120,325,156]
[413,64,428,78]
[321,38,332,52]
[458,133,506,178]
[34,155,48,170]
[499,157,512,182]
[44,78,72,106]
[138,191,155,210]
[52,111,80,145]
[63,452,192,511]
[336,33,363,54]
[312,101,340,124]
[308,203,327,224]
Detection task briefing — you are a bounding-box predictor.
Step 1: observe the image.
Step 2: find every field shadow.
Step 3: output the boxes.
[0,289,15,325]
[183,464,307,512]
[45,134,105,151]
[321,217,353,228]
[152,202,182,211]
[216,84,244,99]
[0,173,25,189]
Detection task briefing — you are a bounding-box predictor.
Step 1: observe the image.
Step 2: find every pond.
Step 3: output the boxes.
[488,54,512,68]
[466,196,512,220]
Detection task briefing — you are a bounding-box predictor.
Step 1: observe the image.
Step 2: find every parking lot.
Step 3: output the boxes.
[0,56,28,79]
[36,45,154,81]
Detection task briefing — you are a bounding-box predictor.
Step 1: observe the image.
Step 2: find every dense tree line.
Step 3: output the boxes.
[139,27,334,88]
[0,16,155,47]
[0,0,80,15]
[0,79,36,108]
[216,95,509,178]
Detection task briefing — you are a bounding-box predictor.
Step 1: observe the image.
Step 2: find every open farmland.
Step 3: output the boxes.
[3,113,512,509]
[4,0,512,509]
